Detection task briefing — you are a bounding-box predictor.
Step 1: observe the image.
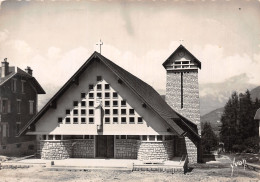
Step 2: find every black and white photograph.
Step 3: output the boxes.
[0,0,259,181]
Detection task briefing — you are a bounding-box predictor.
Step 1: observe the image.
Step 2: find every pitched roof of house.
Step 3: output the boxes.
[18,52,200,139]
[162,44,201,69]
[0,66,45,94]
[254,108,260,120]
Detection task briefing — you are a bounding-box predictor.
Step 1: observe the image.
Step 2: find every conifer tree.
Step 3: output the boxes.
[201,122,218,153]
[220,92,240,152]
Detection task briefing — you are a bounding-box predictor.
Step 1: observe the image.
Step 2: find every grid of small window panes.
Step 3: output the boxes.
[58,76,144,125]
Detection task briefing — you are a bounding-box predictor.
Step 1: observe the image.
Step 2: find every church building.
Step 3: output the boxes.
[19,45,201,163]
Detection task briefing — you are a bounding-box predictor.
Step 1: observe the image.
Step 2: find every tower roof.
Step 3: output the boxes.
[162,44,201,69]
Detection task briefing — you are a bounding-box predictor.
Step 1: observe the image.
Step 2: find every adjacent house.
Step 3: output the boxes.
[0,58,45,155]
[19,45,201,163]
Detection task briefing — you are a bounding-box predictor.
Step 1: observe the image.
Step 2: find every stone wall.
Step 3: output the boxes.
[185,137,197,163]
[137,140,174,161]
[166,71,201,134]
[114,139,138,159]
[38,140,72,160]
[72,139,95,158]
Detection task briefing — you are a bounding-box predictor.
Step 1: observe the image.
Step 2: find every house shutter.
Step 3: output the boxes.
[8,100,11,113]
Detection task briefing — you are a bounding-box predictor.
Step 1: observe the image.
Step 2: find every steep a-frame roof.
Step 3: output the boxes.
[18,52,200,139]
[162,44,201,69]
[0,66,45,94]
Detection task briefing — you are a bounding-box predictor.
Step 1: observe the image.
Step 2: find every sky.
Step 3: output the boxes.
[0,0,259,110]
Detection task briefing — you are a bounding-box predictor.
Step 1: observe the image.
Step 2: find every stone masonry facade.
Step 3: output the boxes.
[115,139,138,159]
[166,70,200,163]
[38,139,95,160]
[137,140,174,161]
[39,140,72,160]
[166,71,200,133]
[72,139,95,158]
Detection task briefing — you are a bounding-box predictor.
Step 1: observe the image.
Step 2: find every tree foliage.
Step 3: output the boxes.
[201,122,218,153]
[220,90,260,153]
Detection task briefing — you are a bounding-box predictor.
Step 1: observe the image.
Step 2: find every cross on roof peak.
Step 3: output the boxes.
[96,39,103,54]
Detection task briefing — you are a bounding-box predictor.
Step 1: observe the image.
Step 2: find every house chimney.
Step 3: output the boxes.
[25,66,33,76]
[1,58,9,78]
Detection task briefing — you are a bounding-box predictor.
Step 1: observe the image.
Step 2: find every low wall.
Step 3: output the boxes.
[39,140,72,160]
[72,139,95,158]
[115,139,138,159]
[137,140,174,161]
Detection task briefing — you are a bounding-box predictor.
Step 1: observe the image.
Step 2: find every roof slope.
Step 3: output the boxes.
[162,44,201,69]
[19,52,199,139]
[0,66,45,94]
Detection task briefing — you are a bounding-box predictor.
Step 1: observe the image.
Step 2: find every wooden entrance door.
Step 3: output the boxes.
[96,135,114,158]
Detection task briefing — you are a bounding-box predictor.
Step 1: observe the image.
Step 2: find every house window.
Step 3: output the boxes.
[81,93,86,99]
[73,109,78,115]
[121,117,126,124]
[73,118,78,124]
[113,92,118,98]
[1,99,10,114]
[121,109,126,115]
[17,99,21,114]
[48,135,53,140]
[113,109,118,115]
[81,101,86,107]
[3,124,9,137]
[81,109,86,115]
[66,109,70,115]
[121,135,126,139]
[105,117,110,124]
[89,109,94,115]
[21,80,26,93]
[58,117,63,124]
[105,109,110,115]
[105,84,110,90]
[73,101,78,107]
[89,84,94,90]
[149,135,155,141]
[121,100,126,107]
[89,93,94,99]
[97,92,102,98]
[157,135,163,141]
[66,118,70,124]
[55,135,61,140]
[81,118,86,124]
[97,84,102,90]
[29,100,34,115]
[105,101,110,107]
[97,76,102,81]
[113,117,118,123]
[138,117,143,124]
[113,101,118,107]
[129,109,135,115]
[89,101,94,107]
[129,117,135,124]
[11,79,17,92]
[105,92,110,98]
[142,135,147,141]
[89,118,94,124]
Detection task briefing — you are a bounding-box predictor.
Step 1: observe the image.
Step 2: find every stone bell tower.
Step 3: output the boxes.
[163,44,201,134]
